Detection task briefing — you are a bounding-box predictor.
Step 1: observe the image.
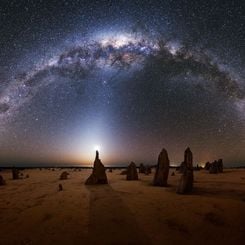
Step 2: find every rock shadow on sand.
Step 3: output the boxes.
[86,184,150,245]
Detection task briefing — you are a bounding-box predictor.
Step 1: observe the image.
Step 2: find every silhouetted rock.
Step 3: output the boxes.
[12,168,20,180]
[0,175,6,185]
[85,151,108,185]
[139,163,146,173]
[206,159,223,173]
[176,147,194,194]
[145,166,152,175]
[59,171,69,180]
[126,162,138,180]
[153,148,169,186]
[58,184,63,191]
[209,161,219,174]
[217,159,223,173]
[205,162,210,170]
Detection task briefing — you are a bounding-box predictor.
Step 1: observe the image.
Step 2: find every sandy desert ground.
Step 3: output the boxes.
[0,168,245,245]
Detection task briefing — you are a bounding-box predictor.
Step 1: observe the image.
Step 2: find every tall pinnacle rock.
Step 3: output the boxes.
[85,150,108,185]
[153,148,169,186]
[184,147,193,168]
[176,147,194,194]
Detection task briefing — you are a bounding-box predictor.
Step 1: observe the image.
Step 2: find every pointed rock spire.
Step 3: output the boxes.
[85,151,108,185]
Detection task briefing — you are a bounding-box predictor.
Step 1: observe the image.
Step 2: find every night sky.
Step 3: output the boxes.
[0,0,244,166]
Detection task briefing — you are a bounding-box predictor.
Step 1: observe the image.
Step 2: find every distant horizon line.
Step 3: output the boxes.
[0,162,245,169]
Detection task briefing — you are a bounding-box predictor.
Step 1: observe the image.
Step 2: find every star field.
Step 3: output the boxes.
[0,0,244,166]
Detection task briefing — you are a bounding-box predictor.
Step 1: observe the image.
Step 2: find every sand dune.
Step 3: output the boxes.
[0,168,245,245]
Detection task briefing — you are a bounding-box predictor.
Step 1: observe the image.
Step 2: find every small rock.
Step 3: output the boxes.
[59,171,69,180]
[12,168,20,180]
[58,184,63,191]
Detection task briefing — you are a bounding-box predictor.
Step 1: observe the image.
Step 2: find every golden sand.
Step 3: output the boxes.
[0,168,245,245]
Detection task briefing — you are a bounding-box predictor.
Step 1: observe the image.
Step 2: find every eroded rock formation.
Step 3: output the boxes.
[176,147,194,194]
[126,162,138,180]
[153,148,169,186]
[85,151,108,185]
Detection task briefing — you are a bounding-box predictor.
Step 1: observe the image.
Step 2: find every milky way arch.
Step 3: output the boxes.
[0,30,244,132]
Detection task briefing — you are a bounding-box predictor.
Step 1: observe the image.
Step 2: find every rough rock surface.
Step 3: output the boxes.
[126,162,138,180]
[153,148,169,186]
[176,147,194,194]
[85,151,108,185]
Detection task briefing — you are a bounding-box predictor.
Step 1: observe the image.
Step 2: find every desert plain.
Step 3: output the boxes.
[0,168,245,245]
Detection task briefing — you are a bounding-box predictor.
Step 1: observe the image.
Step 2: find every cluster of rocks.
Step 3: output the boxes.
[120,162,152,180]
[205,159,223,174]
[84,148,195,196]
[0,168,30,185]
[139,163,152,175]
[0,148,211,198]
[85,150,108,185]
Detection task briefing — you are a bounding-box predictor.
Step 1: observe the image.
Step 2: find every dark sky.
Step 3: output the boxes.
[0,0,244,166]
